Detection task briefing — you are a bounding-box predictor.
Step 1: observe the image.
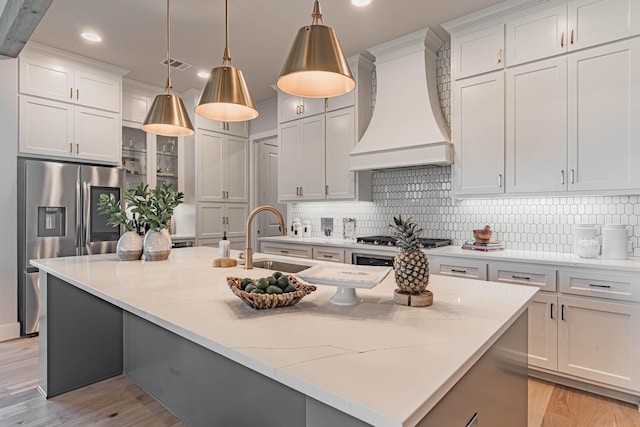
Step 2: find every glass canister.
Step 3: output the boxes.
[573,224,600,258]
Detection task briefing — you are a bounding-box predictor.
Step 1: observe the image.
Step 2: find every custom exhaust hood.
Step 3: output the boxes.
[349,28,452,171]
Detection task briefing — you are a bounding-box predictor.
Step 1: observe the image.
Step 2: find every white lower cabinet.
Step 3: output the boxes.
[260,242,312,259]
[198,237,244,251]
[428,256,488,280]
[528,293,559,371]
[197,203,247,241]
[557,295,640,391]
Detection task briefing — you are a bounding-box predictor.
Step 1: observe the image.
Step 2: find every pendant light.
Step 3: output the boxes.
[195,0,258,122]
[141,0,195,137]
[277,0,355,98]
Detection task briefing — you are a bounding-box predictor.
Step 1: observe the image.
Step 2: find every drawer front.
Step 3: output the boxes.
[430,257,488,280]
[312,248,345,263]
[559,268,640,303]
[489,262,557,291]
[261,243,312,259]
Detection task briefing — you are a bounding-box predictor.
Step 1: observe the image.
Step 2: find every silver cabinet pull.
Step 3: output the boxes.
[325,185,329,195]
[561,304,565,321]
[561,170,565,185]
[280,250,289,254]
[589,283,612,289]
[70,87,73,99]
[451,269,467,274]
[498,173,503,188]
[497,48,502,63]
[550,303,554,319]
[570,28,574,45]
[570,169,575,184]
[300,186,303,196]
[466,413,479,427]
[512,275,530,280]
[561,31,565,47]
[322,254,332,258]
[69,142,73,154]
[76,143,79,154]
[76,89,79,100]
[300,104,304,114]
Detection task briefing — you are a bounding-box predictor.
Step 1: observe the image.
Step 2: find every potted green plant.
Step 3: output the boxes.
[126,182,184,261]
[97,193,143,261]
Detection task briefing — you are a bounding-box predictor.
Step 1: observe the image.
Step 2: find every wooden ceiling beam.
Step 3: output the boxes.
[0,0,53,58]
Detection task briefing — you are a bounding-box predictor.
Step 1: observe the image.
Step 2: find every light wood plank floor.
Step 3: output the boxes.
[2,337,640,426]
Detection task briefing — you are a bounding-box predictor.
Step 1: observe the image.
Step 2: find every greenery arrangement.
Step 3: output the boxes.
[97,182,184,234]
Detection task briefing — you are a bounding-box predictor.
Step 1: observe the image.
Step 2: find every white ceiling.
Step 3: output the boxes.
[30,0,505,103]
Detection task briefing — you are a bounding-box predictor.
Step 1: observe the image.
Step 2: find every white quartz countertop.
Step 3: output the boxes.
[259,235,640,272]
[32,247,537,427]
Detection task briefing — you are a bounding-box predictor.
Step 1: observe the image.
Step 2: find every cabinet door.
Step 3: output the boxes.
[75,107,121,164]
[325,107,356,199]
[19,56,74,103]
[568,0,640,51]
[278,93,302,123]
[122,91,151,123]
[568,38,640,191]
[278,121,302,201]
[558,295,640,392]
[506,5,567,66]
[197,131,225,202]
[19,95,74,158]
[197,203,224,239]
[74,71,120,112]
[452,24,504,79]
[300,115,326,200]
[225,204,248,238]
[225,121,248,138]
[197,116,227,133]
[301,98,326,118]
[528,293,558,371]
[325,92,354,112]
[506,57,568,193]
[452,72,505,195]
[226,136,249,203]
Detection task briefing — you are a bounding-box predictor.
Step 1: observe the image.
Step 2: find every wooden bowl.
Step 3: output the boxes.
[473,228,492,243]
[227,275,316,310]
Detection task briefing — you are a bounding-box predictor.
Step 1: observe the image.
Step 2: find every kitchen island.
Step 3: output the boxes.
[32,247,537,427]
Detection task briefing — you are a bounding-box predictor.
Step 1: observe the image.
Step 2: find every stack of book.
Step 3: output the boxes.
[461,241,505,252]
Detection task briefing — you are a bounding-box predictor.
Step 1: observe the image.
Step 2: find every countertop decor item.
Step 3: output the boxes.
[343,218,356,240]
[473,225,493,243]
[390,215,432,307]
[97,193,142,261]
[141,0,194,137]
[573,224,600,258]
[213,258,237,268]
[227,275,316,309]
[195,0,258,121]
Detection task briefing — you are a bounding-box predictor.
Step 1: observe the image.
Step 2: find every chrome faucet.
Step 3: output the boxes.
[245,205,286,269]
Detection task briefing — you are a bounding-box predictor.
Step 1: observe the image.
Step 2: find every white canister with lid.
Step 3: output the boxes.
[602,224,629,260]
[573,224,600,258]
[302,220,311,238]
[291,218,302,238]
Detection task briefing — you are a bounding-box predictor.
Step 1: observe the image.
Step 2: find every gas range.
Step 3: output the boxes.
[356,236,451,249]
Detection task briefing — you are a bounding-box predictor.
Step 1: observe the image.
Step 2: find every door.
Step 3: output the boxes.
[528,293,558,370]
[568,38,640,191]
[325,107,356,199]
[278,121,302,201]
[75,107,121,164]
[452,71,505,195]
[226,204,248,239]
[568,0,640,51]
[300,115,326,200]
[19,95,74,158]
[197,203,224,239]
[74,70,120,112]
[258,138,287,238]
[452,24,504,79]
[558,295,640,391]
[80,165,124,255]
[197,131,225,202]
[19,56,74,103]
[506,57,568,193]
[226,136,249,203]
[122,91,151,123]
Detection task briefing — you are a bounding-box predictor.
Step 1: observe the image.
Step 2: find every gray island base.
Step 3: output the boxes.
[34,248,534,427]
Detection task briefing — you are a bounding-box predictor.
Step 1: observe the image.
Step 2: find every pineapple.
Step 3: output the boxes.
[390,216,429,294]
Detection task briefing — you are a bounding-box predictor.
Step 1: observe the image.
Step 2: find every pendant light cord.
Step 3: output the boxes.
[166,0,173,93]
[222,0,231,65]
[311,0,324,25]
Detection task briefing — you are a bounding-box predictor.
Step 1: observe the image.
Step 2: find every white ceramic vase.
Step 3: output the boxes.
[117,231,143,261]
[143,230,171,261]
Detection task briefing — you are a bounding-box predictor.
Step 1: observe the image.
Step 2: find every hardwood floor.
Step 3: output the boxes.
[2,337,639,426]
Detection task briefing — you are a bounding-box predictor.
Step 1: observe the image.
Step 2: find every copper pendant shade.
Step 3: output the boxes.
[196,0,258,122]
[277,0,355,98]
[142,0,194,137]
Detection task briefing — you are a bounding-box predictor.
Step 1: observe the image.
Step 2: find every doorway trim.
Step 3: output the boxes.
[249,129,279,250]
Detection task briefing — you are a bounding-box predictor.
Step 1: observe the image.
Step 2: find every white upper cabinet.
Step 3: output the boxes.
[278,93,326,123]
[506,0,640,66]
[20,55,120,112]
[568,0,640,52]
[197,116,248,138]
[506,5,568,66]
[74,106,121,163]
[122,91,151,124]
[452,24,504,79]
[452,71,505,195]
[506,57,568,193]
[568,38,640,192]
[325,107,356,199]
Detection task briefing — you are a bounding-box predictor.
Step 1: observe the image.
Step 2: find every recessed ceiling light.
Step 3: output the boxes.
[197,71,210,79]
[81,32,102,42]
[351,0,371,7]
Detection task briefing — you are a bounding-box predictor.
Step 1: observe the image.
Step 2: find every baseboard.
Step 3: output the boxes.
[0,322,20,342]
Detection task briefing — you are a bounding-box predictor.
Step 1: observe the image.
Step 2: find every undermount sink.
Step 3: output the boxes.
[251,260,310,274]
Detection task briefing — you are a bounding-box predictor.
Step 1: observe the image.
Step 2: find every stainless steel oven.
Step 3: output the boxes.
[352,252,395,267]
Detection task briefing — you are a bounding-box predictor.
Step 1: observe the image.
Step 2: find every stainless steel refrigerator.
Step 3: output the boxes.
[17,159,125,336]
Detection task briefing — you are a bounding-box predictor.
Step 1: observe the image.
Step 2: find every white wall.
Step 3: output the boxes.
[250,97,277,135]
[0,58,20,341]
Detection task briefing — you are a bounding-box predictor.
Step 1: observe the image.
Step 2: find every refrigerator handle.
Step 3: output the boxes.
[76,168,83,255]
[81,180,90,255]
